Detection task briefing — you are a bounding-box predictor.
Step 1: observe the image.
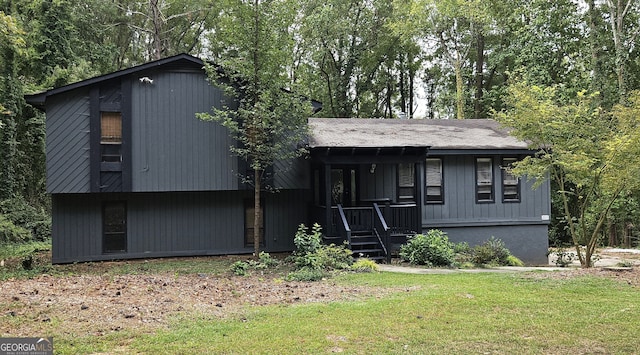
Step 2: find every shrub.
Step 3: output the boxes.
[230,260,250,276]
[0,198,51,241]
[0,214,31,243]
[286,266,327,281]
[506,255,524,266]
[258,251,279,267]
[230,252,279,276]
[293,223,323,256]
[287,223,354,281]
[350,258,379,273]
[471,237,513,266]
[399,230,455,267]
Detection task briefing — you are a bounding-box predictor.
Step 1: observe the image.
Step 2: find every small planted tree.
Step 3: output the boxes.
[496,82,640,267]
[198,0,312,257]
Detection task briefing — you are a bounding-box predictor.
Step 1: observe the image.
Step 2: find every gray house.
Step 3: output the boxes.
[27,54,550,265]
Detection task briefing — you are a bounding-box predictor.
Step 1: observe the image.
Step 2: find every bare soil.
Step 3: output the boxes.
[0,256,394,339]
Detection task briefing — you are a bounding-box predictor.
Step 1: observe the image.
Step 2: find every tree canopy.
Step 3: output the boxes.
[5,0,640,257]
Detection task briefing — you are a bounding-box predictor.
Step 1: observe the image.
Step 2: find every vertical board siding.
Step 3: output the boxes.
[265,189,312,251]
[423,155,551,226]
[131,71,238,192]
[274,157,310,190]
[46,91,91,193]
[50,190,310,263]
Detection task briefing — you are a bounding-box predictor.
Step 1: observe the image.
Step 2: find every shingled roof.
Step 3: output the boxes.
[308,118,529,150]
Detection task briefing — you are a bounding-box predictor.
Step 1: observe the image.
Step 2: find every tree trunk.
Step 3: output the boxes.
[454,58,464,119]
[254,168,261,257]
[474,29,484,119]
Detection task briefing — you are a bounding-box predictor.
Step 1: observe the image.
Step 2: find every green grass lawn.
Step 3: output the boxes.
[60,271,638,355]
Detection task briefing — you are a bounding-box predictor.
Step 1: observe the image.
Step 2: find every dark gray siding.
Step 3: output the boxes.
[46,90,91,193]
[51,190,310,263]
[130,71,239,192]
[359,164,396,201]
[438,225,549,265]
[274,157,310,189]
[423,155,551,226]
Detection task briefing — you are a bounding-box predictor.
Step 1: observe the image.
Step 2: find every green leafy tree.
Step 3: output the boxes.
[496,82,640,267]
[199,0,312,257]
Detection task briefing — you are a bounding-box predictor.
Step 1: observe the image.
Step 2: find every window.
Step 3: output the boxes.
[245,200,264,247]
[502,158,520,202]
[103,201,126,253]
[101,112,122,163]
[425,158,443,203]
[397,163,415,203]
[476,158,494,202]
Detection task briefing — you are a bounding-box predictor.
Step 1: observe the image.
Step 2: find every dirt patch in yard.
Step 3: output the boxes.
[0,256,394,339]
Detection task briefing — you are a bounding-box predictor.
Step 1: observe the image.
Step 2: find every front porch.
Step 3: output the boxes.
[309,146,427,262]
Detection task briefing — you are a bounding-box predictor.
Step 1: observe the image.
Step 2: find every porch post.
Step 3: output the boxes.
[415,160,424,234]
[324,163,332,236]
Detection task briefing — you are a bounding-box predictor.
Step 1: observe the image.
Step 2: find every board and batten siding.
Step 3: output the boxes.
[130,71,240,192]
[422,155,551,226]
[46,90,91,193]
[50,190,310,263]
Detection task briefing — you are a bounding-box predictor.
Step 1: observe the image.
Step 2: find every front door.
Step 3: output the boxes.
[331,167,358,207]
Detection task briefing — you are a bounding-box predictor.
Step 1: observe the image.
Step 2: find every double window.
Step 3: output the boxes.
[425,158,443,204]
[476,158,494,202]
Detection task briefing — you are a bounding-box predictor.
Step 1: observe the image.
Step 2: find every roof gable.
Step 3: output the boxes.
[25,53,205,108]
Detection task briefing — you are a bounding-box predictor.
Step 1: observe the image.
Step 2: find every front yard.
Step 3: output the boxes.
[1,251,639,354]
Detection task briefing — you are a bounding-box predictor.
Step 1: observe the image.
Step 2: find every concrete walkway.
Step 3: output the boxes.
[378,248,640,274]
[377,264,566,274]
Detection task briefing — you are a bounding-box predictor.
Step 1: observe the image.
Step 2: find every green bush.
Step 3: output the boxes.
[0,198,51,241]
[350,258,379,273]
[293,223,323,256]
[230,260,250,276]
[471,237,512,266]
[0,214,31,243]
[229,252,279,276]
[286,266,327,281]
[287,223,354,281]
[399,230,455,267]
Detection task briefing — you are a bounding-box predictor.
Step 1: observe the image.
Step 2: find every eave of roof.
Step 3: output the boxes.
[308,117,531,151]
[25,53,205,108]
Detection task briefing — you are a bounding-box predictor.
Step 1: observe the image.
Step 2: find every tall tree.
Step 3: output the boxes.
[0,11,25,200]
[199,0,312,256]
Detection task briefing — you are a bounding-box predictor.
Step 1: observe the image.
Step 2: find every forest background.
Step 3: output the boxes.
[2,0,640,251]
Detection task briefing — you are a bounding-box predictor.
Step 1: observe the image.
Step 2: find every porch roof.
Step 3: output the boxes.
[308,118,530,150]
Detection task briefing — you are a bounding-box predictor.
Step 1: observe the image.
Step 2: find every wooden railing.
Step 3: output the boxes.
[322,202,418,246]
[387,203,418,235]
[336,205,352,245]
[373,203,390,262]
